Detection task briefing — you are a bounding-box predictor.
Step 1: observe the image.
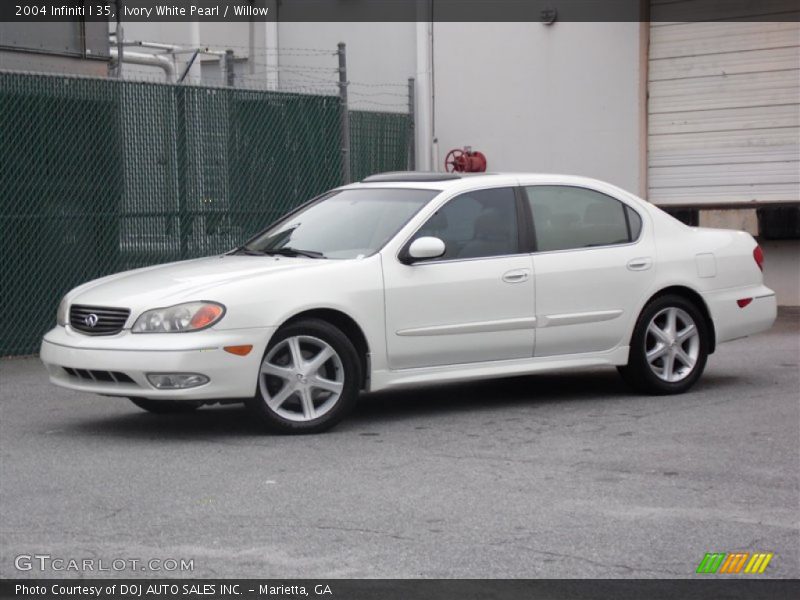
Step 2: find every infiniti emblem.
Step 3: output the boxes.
[84,313,99,328]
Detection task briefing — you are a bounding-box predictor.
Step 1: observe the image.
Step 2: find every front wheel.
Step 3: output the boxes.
[245,319,361,434]
[618,295,709,395]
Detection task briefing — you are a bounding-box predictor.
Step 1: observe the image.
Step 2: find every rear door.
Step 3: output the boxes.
[524,184,656,356]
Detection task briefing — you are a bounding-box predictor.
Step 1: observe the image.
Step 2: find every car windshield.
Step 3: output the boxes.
[241,188,437,259]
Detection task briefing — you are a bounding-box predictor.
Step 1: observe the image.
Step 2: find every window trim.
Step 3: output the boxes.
[520,184,644,255]
[397,185,530,265]
[515,186,537,253]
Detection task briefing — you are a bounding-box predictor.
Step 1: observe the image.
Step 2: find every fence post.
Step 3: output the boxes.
[224,49,235,87]
[112,0,124,78]
[407,77,416,171]
[337,42,351,184]
[175,87,190,259]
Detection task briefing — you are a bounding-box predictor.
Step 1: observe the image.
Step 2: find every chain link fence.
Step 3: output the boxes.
[0,71,412,355]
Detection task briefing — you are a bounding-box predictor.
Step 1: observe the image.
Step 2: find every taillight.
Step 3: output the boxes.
[753,245,764,272]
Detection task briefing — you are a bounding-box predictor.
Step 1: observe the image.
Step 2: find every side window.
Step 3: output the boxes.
[414,187,519,260]
[626,205,643,240]
[526,186,635,252]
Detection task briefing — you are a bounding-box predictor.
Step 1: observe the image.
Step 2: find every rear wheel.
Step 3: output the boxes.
[128,397,202,414]
[245,319,361,434]
[618,294,709,394]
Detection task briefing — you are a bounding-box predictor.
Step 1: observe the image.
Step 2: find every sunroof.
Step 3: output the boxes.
[361,171,463,183]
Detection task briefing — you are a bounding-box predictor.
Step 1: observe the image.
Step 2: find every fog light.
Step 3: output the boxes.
[146,373,209,390]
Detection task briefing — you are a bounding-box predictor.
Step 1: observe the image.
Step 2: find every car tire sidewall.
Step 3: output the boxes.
[623,295,709,395]
[246,318,361,434]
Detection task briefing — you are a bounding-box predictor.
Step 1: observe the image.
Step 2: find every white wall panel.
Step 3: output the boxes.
[433,22,643,193]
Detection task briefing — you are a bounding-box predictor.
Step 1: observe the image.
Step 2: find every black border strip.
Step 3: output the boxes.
[3,579,800,600]
[1,0,799,23]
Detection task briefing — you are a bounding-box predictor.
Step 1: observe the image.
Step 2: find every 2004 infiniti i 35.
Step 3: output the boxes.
[41,172,777,433]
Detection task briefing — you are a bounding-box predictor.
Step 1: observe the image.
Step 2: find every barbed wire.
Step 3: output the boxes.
[347,97,409,108]
[349,81,411,89]
[258,68,338,86]
[234,77,337,95]
[250,63,339,73]
[112,40,336,56]
[345,88,408,98]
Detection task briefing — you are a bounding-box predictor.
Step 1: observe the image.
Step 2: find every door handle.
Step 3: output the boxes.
[502,269,530,283]
[627,257,653,271]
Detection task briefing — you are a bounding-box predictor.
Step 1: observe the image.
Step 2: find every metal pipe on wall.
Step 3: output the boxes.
[110,48,175,81]
[415,20,433,171]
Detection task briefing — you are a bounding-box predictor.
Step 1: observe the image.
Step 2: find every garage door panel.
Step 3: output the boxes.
[649,21,800,59]
[649,183,799,207]
[649,105,800,135]
[650,46,800,81]
[649,148,799,169]
[649,127,800,166]
[649,161,800,188]
[649,70,799,114]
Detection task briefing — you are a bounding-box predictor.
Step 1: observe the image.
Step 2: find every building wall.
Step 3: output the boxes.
[761,240,800,307]
[431,22,643,193]
[0,50,108,76]
[0,21,109,76]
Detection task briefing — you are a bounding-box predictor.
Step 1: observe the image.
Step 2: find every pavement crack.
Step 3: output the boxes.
[303,524,413,541]
[488,541,686,577]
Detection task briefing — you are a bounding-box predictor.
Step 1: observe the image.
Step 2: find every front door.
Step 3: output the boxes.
[382,187,536,370]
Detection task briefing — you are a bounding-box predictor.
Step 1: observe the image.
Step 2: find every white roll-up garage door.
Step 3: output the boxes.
[647,11,800,207]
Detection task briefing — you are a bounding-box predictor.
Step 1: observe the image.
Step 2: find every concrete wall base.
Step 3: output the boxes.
[761,239,800,307]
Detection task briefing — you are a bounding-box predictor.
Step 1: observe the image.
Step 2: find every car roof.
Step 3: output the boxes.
[344,171,624,193]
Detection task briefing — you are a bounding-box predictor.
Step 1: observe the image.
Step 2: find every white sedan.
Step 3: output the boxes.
[41,173,777,433]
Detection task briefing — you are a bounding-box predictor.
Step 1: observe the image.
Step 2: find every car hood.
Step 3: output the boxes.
[68,254,324,307]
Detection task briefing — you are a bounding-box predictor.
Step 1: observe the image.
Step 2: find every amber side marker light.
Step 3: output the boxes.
[224,345,253,356]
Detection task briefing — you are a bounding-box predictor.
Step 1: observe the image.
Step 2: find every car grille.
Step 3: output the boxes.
[69,305,130,335]
[61,367,137,385]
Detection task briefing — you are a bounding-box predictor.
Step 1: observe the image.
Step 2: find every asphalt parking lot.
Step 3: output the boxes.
[1,310,798,579]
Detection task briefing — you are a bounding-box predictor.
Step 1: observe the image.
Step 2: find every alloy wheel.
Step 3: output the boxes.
[645,307,700,383]
[258,335,344,422]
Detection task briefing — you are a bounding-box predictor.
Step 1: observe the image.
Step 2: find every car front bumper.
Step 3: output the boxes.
[40,325,276,401]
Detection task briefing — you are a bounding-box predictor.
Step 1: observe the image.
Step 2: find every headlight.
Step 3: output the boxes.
[57,296,69,326]
[132,301,225,333]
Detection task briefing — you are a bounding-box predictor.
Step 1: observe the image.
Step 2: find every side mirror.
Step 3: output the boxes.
[403,236,446,264]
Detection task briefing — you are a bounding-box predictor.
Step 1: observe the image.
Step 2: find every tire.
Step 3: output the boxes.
[618,294,709,395]
[245,318,361,434]
[128,397,203,414]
